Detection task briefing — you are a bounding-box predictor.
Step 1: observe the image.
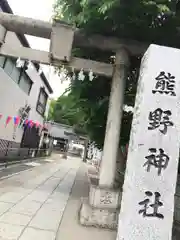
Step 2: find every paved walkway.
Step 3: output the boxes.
[0,154,80,240]
[56,162,117,240]
[0,154,117,240]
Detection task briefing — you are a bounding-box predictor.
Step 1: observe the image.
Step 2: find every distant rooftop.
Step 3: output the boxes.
[47,121,74,130]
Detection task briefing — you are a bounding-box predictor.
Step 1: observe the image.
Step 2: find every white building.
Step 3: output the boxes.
[47,121,76,150]
[0,0,53,157]
[48,122,75,140]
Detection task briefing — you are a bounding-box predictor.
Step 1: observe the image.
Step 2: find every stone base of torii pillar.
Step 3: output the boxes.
[79,181,121,229]
[79,48,129,230]
[79,169,124,229]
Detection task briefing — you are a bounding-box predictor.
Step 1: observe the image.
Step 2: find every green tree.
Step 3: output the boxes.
[48,99,56,120]
[49,93,87,134]
[53,0,180,149]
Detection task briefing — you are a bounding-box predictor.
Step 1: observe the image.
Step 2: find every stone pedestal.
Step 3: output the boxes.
[79,183,121,229]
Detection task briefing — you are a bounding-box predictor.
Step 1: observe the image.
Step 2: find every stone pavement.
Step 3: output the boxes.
[0,154,81,240]
[56,162,117,240]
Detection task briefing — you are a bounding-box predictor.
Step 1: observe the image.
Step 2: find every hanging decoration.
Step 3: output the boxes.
[12,116,19,140]
[59,65,68,84]
[38,65,43,75]
[27,61,33,69]
[0,113,46,132]
[71,68,95,82]
[13,116,20,126]
[47,64,52,84]
[16,58,25,68]
[24,119,32,128]
[5,116,12,127]
[71,67,76,81]
[31,121,35,128]
[25,61,34,75]
[28,120,33,128]
[35,122,40,128]
[72,72,76,81]
[24,119,29,126]
[123,105,134,114]
[88,69,94,81]
[78,69,85,81]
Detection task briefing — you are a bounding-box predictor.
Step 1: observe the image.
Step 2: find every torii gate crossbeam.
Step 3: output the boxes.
[0,12,149,77]
[0,12,115,77]
[0,12,148,54]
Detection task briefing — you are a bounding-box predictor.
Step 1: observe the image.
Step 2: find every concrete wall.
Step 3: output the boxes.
[0,30,51,146]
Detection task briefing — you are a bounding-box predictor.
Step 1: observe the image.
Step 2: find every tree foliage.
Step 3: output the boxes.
[49,94,83,124]
[53,0,180,149]
[54,0,180,45]
[48,99,56,121]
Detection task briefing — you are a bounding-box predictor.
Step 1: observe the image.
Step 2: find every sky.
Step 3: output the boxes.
[7,0,70,99]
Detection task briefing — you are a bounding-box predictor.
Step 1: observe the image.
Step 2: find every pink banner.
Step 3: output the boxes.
[5,116,12,127]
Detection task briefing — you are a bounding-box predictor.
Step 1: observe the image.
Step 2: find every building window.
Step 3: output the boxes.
[3,58,21,83]
[1,58,33,94]
[36,88,48,116]
[0,56,5,68]
[4,58,22,83]
[18,72,33,95]
[11,66,21,83]
[4,58,14,76]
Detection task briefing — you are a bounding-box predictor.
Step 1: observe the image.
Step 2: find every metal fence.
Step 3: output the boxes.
[0,147,51,164]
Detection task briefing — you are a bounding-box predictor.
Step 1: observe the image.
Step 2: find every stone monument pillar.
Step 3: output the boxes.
[117,44,180,240]
[79,48,129,229]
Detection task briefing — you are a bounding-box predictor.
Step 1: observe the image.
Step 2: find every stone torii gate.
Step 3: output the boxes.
[0,12,147,229]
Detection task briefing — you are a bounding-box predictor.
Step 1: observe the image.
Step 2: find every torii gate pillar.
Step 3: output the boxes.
[79,48,129,229]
